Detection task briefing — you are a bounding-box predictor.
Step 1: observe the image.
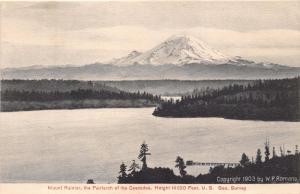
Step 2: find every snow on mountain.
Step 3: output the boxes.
[110,50,142,65]
[228,56,289,70]
[110,35,233,66]
[108,35,287,70]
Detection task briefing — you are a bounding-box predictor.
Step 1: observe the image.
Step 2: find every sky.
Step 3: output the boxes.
[1,1,300,68]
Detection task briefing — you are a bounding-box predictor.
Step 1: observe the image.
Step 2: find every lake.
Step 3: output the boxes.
[0,108,299,183]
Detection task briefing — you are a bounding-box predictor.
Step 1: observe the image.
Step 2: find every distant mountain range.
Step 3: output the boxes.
[2,35,300,80]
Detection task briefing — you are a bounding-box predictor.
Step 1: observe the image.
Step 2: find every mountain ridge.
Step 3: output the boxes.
[2,62,300,80]
[2,35,300,80]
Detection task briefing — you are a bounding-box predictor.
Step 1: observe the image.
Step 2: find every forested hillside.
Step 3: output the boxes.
[1,80,161,112]
[1,79,120,92]
[99,80,253,96]
[153,77,300,121]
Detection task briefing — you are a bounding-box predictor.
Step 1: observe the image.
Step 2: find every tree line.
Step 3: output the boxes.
[114,140,299,184]
[153,77,300,121]
[1,89,161,102]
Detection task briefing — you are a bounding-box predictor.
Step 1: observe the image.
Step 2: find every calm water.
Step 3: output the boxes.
[0,108,299,183]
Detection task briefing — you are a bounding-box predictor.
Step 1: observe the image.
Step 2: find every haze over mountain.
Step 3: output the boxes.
[2,35,300,80]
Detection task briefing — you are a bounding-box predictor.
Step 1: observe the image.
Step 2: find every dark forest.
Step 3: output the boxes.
[153,77,300,121]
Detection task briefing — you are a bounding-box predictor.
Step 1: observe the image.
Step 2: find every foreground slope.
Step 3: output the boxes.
[118,152,300,184]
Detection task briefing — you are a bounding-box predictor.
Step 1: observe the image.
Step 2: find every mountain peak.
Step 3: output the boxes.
[110,35,232,65]
[109,50,142,65]
[128,50,142,57]
[165,34,204,43]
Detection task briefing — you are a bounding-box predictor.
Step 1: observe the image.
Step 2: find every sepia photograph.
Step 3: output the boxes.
[0,1,299,193]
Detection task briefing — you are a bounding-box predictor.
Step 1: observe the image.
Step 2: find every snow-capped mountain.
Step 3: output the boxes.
[109,35,290,70]
[110,50,142,65]
[110,35,232,65]
[2,35,300,80]
[227,56,290,70]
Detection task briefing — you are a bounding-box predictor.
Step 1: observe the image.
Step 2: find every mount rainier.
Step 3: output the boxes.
[2,35,300,80]
[110,35,231,66]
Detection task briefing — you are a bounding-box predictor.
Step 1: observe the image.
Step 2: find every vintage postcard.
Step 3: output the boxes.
[0,1,299,194]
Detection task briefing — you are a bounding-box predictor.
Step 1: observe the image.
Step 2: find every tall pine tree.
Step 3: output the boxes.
[256,149,262,164]
[118,162,127,183]
[175,156,187,177]
[272,147,277,158]
[240,153,250,167]
[138,142,151,170]
[265,138,270,161]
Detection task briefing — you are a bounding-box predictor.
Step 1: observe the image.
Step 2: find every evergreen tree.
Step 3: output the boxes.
[119,162,127,179]
[128,160,140,174]
[175,156,187,177]
[280,146,284,157]
[272,147,277,158]
[240,153,250,167]
[138,142,151,170]
[256,149,262,164]
[265,138,270,161]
